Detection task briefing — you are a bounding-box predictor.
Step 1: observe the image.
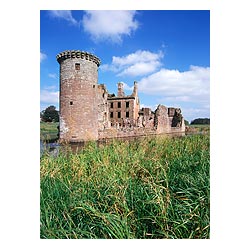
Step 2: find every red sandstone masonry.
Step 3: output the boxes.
[57,50,100,142]
[57,50,185,142]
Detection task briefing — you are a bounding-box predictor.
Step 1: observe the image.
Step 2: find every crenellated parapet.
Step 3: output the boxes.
[56,50,101,66]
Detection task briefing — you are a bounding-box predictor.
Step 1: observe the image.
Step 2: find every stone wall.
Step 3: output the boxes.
[154,105,171,134]
[57,50,101,142]
[107,81,140,127]
[108,97,136,126]
[98,104,185,140]
[97,84,110,131]
[57,50,185,143]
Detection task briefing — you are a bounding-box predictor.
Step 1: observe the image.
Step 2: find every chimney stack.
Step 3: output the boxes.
[117,82,125,97]
[132,81,138,97]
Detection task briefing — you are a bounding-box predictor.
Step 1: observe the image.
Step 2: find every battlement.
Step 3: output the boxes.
[56,50,101,66]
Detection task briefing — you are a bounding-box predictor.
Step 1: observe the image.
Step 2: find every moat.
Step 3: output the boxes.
[40,131,192,157]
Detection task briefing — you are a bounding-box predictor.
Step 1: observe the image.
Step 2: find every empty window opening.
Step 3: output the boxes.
[110,102,113,108]
[118,102,121,108]
[118,112,121,118]
[93,85,95,88]
[70,101,73,105]
[126,101,129,108]
[110,112,113,118]
[126,111,129,118]
[75,63,80,70]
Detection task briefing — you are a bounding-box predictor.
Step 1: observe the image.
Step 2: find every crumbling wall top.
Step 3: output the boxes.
[56,50,101,66]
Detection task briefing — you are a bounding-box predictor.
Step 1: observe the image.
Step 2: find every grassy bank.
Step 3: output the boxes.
[189,124,210,133]
[40,134,210,239]
[40,121,59,142]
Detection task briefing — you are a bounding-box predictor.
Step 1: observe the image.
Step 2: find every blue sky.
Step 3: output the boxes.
[40,10,210,122]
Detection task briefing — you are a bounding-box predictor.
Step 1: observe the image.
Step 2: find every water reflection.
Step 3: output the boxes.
[40,140,60,157]
[40,132,187,157]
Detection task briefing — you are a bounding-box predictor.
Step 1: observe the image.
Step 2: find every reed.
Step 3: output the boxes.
[40,134,209,239]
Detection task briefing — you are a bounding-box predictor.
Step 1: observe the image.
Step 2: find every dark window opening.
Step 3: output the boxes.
[118,112,121,118]
[110,112,113,118]
[126,101,129,108]
[110,102,113,108]
[70,101,73,105]
[93,85,95,88]
[75,63,80,70]
[126,111,129,118]
[118,102,121,108]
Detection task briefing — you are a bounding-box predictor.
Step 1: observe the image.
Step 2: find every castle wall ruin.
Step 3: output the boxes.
[57,50,185,142]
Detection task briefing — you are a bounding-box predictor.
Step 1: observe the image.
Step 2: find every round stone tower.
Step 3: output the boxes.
[56,50,101,142]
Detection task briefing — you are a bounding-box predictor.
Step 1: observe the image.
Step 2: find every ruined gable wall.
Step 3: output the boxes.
[57,51,185,142]
[133,97,140,122]
[108,97,137,126]
[154,105,171,134]
[97,84,110,130]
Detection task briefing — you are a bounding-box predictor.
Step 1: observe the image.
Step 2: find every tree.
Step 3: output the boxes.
[190,118,210,125]
[41,105,59,122]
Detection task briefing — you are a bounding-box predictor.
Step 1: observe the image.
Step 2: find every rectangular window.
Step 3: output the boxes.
[70,101,73,105]
[75,63,80,70]
[110,112,113,118]
[110,102,113,108]
[126,111,129,118]
[118,102,121,108]
[126,101,129,108]
[118,111,121,118]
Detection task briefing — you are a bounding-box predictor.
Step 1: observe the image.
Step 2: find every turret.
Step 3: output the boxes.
[57,50,101,142]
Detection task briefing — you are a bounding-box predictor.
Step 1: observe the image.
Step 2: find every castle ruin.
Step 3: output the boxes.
[57,50,185,142]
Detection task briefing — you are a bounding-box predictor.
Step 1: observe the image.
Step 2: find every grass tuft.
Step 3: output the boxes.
[40,134,209,239]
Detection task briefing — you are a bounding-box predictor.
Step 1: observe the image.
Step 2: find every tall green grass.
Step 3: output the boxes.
[40,134,209,239]
[40,121,59,142]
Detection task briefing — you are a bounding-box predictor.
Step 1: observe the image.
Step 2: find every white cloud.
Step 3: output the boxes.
[40,90,59,104]
[49,10,78,25]
[82,10,139,43]
[118,61,162,77]
[112,50,163,66]
[40,52,47,63]
[48,73,57,79]
[159,96,192,102]
[44,85,57,90]
[138,65,210,121]
[139,65,210,100]
[100,50,163,77]
[119,82,134,91]
[182,107,210,123]
[140,103,158,111]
